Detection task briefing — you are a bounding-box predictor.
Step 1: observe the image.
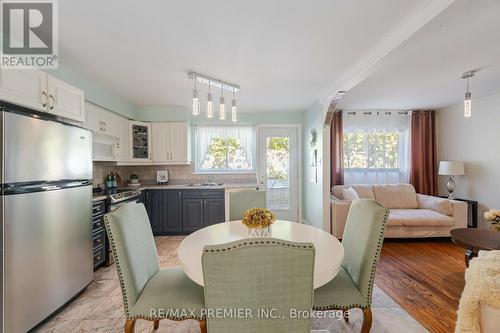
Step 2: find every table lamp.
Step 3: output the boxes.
[438,161,465,199]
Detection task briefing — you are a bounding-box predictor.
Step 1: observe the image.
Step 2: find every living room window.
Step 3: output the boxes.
[343,111,410,184]
[194,125,256,173]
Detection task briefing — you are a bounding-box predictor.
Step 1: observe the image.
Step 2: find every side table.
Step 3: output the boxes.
[450,228,500,267]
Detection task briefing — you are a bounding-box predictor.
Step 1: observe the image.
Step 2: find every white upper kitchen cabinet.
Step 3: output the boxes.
[84,102,120,138]
[46,75,85,122]
[99,109,119,138]
[152,122,190,164]
[169,122,190,163]
[0,69,85,123]
[152,122,170,162]
[130,121,152,161]
[117,116,130,161]
[0,69,47,111]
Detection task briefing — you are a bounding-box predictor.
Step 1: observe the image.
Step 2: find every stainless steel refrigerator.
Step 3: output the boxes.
[1,102,93,333]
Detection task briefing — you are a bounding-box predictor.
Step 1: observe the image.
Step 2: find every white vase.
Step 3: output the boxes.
[248,226,272,237]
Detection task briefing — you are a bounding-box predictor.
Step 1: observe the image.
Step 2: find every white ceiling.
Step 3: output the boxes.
[59,0,433,112]
[338,0,500,110]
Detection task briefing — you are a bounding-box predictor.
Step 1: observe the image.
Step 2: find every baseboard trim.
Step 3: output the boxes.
[302,219,311,225]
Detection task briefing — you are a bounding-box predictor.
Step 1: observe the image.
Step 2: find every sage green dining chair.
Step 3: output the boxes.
[202,238,315,333]
[313,199,389,333]
[229,189,266,220]
[103,203,207,333]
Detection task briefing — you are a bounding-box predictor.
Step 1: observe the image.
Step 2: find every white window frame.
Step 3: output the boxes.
[342,112,410,184]
[194,125,256,174]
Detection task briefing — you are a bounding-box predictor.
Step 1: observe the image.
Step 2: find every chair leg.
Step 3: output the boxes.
[153,320,159,329]
[361,308,372,333]
[124,319,136,333]
[199,319,207,333]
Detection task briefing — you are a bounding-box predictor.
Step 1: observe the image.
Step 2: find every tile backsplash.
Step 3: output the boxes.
[93,162,257,187]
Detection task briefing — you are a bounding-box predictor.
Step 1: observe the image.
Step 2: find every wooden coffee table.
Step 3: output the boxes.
[450,228,500,267]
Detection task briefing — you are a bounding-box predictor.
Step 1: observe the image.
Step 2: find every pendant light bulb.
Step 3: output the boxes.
[207,81,213,118]
[219,87,226,120]
[231,89,237,122]
[192,78,199,116]
[464,92,472,118]
[464,77,472,118]
[461,71,476,118]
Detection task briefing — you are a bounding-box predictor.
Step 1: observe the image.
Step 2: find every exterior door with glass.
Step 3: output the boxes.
[258,127,298,222]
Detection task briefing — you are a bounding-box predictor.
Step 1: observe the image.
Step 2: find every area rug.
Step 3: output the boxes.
[36,236,428,333]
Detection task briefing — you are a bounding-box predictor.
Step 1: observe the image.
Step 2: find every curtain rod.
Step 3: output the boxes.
[345,111,409,116]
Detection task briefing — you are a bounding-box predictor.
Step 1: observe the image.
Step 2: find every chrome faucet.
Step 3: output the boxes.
[208,175,215,184]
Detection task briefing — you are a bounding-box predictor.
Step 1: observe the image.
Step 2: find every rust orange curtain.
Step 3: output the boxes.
[330,111,344,187]
[409,110,437,195]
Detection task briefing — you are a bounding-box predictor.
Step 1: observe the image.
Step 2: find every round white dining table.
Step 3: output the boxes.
[177,220,344,289]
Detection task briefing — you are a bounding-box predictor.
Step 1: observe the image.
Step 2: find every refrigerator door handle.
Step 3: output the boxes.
[41,185,62,191]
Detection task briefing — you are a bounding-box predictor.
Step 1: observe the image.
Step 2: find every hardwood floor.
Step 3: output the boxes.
[375,240,466,333]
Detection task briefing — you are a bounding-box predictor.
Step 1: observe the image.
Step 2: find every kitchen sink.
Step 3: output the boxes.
[186,183,224,187]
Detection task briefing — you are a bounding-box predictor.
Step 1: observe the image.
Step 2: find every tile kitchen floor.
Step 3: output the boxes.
[35,236,427,333]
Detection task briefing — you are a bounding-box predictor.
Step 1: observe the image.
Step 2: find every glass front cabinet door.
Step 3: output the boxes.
[129,121,152,161]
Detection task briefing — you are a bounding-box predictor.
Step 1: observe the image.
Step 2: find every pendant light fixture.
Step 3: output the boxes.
[188,72,239,121]
[461,70,476,118]
[219,87,226,120]
[207,80,213,118]
[231,88,237,122]
[192,76,199,116]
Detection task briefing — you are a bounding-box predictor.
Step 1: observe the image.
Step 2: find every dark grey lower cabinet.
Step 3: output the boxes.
[182,199,204,232]
[163,191,183,233]
[145,190,163,234]
[146,189,224,235]
[204,198,225,226]
[145,189,182,235]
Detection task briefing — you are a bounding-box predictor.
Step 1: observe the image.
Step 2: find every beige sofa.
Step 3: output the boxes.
[331,184,468,238]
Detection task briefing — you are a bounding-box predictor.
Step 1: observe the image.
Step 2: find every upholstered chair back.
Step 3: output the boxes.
[202,238,315,333]
[229,189,266,220]
[103,203,160,317]
[341,199,389,305]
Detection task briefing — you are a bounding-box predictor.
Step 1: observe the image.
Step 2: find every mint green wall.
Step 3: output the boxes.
[46,64,136,118]
[302,101,324,229]
[136,106,304,124]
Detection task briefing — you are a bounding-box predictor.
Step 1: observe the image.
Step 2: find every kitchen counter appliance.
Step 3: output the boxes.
[157,170,169,184]
[1,102,93,333]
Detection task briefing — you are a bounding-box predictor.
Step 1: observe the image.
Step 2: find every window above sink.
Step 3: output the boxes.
[194,126,256,173]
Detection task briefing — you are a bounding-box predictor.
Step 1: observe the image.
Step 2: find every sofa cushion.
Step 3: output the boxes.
[350,185,375,200]
[389,209,455,227]
[332,186,344,199]
[342,187,360,201]
[417,195,453,216]
[374,184,419,209]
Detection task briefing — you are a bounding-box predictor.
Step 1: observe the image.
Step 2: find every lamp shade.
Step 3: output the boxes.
[438,161,465,176]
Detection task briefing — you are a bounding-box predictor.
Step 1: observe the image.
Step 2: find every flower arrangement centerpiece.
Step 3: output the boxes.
[242,208,276,237]
[484,209,500,231]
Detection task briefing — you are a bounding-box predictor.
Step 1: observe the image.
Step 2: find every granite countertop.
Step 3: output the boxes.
[119,182,259,191]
